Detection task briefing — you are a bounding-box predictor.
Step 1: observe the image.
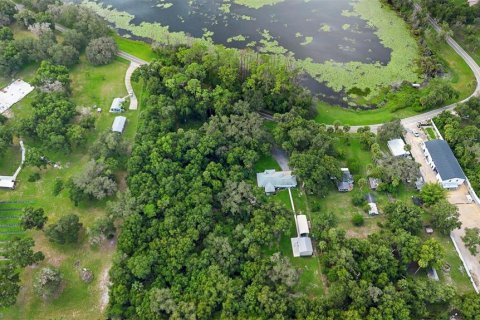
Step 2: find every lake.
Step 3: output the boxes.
[80,0,419,106]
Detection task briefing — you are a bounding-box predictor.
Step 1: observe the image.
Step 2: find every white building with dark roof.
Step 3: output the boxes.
[112,116,127,134]
[423,139,466,189]
[256,169,297,194]
[388,138,409,157]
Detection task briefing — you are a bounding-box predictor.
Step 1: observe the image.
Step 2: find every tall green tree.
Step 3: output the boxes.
[45,214,82,244]
[430,200,461,235]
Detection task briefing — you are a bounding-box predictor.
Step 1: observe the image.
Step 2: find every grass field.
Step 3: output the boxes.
[254,154,281,172]
[0,202,29,242]
[425,127,437,140]
[0,55,140,319]
[268,188,326,297]
[0,145,21,175]
[424,28,476,100]
[114,35,157,62]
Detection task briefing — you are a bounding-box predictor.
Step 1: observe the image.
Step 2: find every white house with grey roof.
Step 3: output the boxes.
[423,139,466,189]
[256,169,297,194]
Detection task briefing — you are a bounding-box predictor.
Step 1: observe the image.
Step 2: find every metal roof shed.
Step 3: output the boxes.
[291,236,313,257]
[112,116,127,133]
[387,138,409,157]
[296,215,309,236]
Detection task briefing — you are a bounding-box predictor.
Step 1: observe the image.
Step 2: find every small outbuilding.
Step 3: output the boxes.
[0,176,15,189]
[368,202,379,215]
[387,138,409,157]
[295,215,310,236]
[291,236,313,257]
[112,116,127,133]
[368,177,380,190]
[337,168,353,192]
[256,169,297,194]
[0,80,34,114]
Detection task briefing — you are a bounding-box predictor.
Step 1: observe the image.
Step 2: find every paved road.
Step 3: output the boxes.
[337,10,480,132]
[272,146,290,171]
[125,62,141,110]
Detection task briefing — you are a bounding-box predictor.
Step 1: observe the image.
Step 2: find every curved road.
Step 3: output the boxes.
[352,10,480,132]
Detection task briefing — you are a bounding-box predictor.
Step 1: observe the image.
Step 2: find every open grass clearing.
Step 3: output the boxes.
[253,153,281,172]
[267,188,326,297]
[425,127,437,140]
[0,55,140,319]
[0,144,21,175]
[113,35,157,62]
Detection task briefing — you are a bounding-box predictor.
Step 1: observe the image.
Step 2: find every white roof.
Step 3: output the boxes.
[110,97,124,110]
[387,138,409,157]
[0,80,34,114]
[112,116,127,133]
[368,202,379,215]
[296,215,309,235]
[291,237,313,257]
[0,176,15,189]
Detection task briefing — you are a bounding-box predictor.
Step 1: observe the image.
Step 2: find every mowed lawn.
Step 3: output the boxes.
[268,188,326,298]
[114,35,157,62]
[0,56,141,319]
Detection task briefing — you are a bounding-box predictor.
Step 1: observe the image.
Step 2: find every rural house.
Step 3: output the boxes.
[256,169,297,194]
[337,168,353,192]
[423,140,466,189]
[110,97,124,113]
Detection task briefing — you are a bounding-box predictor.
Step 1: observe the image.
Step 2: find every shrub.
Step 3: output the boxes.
[351,192,366,207]
[352,213,365,226]
[52,178,64,196]
[28,172,41,182]
[33,267,62,300]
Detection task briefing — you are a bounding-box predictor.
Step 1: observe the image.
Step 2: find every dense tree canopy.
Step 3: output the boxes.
[45,214,82,244]
[85,36,117,65]
[107,43,462,319]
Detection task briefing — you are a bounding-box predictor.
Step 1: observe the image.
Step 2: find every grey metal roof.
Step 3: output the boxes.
[112,116,127,133]
[257,170,297,192]
[424,140,466,180]
[388,138,409,157]
[298,237,313,255]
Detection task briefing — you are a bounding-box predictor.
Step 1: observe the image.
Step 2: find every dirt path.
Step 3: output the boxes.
[99,264,111,312]
[272,146,290,171]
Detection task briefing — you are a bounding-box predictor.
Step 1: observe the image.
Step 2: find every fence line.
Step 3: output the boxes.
[450,234,479,293]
